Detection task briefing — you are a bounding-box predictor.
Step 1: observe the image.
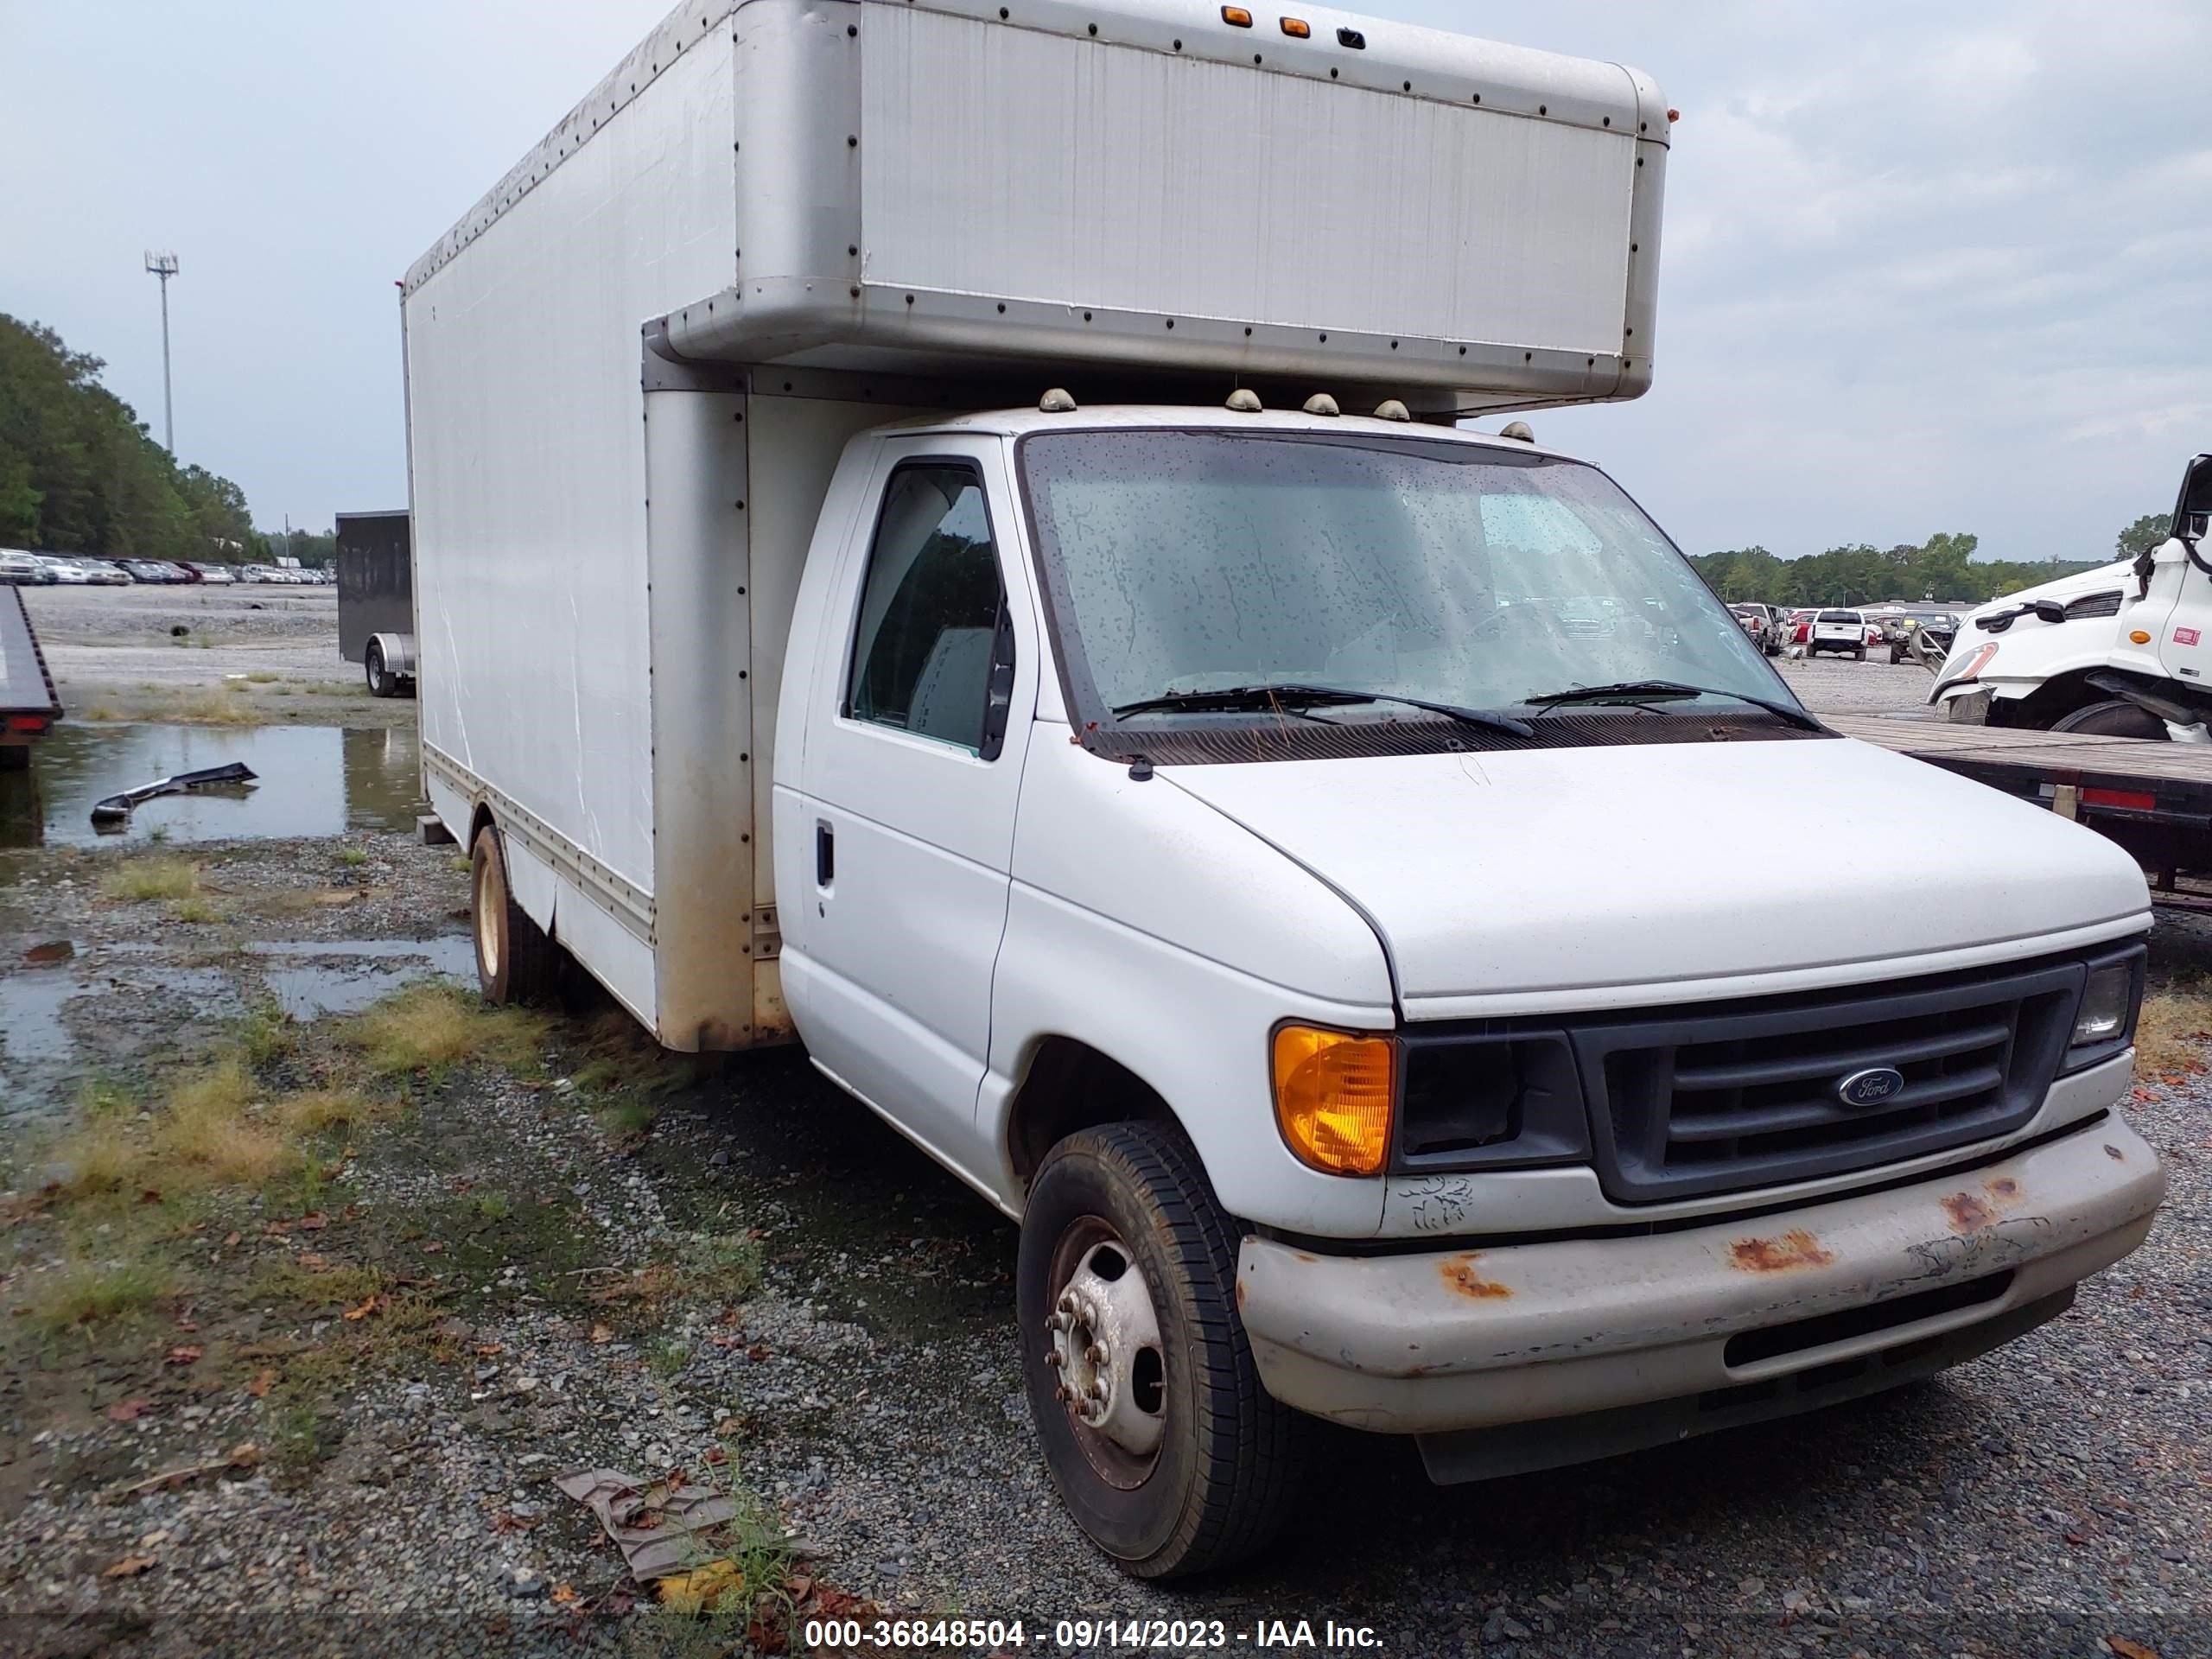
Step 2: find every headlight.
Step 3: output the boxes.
[1951,641,1999,680]
[1271,1025,1394,1175]
[2073,962,2136,1046]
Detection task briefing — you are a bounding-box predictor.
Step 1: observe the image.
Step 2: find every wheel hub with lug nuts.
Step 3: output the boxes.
[1047,1240,1166,1459]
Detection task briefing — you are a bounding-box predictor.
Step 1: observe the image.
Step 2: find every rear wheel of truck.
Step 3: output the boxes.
[1853,646,1866,661]
[470,825,560,1005]
[2050,699,2169,741]
[1018,1122,1307,1580]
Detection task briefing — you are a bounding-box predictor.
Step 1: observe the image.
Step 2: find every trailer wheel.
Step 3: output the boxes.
[1018,1122,1308,1580]
[365,639,394,698]
[470,824,560,1005]
[2050,699,2169,741]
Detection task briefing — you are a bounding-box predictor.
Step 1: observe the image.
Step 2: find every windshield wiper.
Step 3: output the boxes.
[1111,683,1535,739]
[1522,679,1824,732]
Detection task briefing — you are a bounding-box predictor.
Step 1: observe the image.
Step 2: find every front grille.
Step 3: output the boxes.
[1576,959,2085,1203]
[2064,590,2124,620]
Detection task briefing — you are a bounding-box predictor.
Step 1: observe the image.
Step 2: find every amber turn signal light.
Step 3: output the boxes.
[1273,1025,1394,1175]
[1221,5,1253,25]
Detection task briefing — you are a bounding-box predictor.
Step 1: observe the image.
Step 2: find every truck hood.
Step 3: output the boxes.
[1962,556,2138,620]
[1162,735,2148,1017]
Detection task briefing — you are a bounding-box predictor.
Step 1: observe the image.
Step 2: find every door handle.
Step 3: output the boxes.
[815,821,835,887]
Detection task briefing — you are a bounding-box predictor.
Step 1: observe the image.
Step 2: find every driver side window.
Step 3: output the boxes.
[847,464,1011,758]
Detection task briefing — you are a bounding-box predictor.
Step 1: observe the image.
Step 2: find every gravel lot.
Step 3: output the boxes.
[0,621,2202,1657]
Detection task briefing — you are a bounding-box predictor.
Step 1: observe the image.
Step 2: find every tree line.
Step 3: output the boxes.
[1689,514,2171,612]
[0,312,314,566]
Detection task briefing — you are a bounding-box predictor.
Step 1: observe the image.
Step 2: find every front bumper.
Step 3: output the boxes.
[1236,1114,2164,1451]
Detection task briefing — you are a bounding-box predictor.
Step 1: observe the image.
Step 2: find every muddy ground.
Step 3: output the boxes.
[1,598,2206,1657]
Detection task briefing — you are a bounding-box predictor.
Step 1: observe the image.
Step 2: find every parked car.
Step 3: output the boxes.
[1784,608,1815,647]
[1890,611,1961,664]
[75,558,130,585]
[121,559,181,583]
[34,556,94,585]
[186,563,238,584]
[1727,603,1783,655]
[1808,607,1869,659]
[0,550,52,585]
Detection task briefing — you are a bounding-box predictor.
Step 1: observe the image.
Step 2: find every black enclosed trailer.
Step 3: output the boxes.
[335,509,415,697]
[0,584,61,771]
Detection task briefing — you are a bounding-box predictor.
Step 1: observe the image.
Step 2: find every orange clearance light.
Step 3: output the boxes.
[1221,5,1253,26]
[2130,629,2152,645]
[1273,1026,1394,1176]
[1280,16,1310,36]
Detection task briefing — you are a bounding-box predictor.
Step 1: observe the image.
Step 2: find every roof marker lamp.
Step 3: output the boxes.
[1280,17,1310,37]
[1221,6,1253,26]
[1273,1025,1394,1176]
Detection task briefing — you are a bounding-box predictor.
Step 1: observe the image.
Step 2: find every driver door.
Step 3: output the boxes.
[2156,455,2212,684]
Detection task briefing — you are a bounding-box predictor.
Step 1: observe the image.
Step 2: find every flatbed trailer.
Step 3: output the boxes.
[1828,712,2212,879]
[0,585,60,771]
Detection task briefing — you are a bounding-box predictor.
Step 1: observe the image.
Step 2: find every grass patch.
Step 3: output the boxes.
[85,704,124,721]
[170,895,220,925]
[42,1120,146,1200]
[99,857,200,903]
[156,1055,298,1187]
[472,1189,512,1222]
[677,1231,763,1304]
[166,689,265,725]
[2137,982,2212,1078]
[645,1335,693,1379]
[243,671,281,684]
[238,999,298,1067]
[335,849,370,868]
[274,1086,382,1134]
[22,1256,177,1333]
[340,982,550,1078]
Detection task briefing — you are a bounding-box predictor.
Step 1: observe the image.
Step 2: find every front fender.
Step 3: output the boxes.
[986,734,1395,1237]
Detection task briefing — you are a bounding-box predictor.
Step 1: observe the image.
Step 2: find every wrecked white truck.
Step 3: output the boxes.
[403,0,2166,1579]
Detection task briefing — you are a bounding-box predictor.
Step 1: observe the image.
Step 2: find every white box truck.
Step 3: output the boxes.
[405,0,2165,1579]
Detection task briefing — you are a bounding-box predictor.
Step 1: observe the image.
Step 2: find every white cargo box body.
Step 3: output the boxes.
[403,0,1669,1050]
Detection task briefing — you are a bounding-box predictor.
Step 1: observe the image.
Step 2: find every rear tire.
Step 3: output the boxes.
[1853,646,1866,662]
[470,823,560,1005]
[365,640,393,698]
[1018,1122,1308,1580]
[2050,699,2170,741]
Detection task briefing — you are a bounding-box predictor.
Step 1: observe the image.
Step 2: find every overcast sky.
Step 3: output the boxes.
[3,1,2204,560]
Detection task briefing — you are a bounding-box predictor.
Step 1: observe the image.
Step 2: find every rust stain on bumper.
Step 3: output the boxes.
[1729,1230,1835,1272]
[1945,1175,2028,1235]
[1439,1253,1512,1300]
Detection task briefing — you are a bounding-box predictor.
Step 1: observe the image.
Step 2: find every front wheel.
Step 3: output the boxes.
[1018,1122,1307,1580]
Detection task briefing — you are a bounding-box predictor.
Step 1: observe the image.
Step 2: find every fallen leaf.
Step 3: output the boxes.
[2107,1640,2161,1659]
[588,1323,613,1344]
[341,1296,383,1322]
[138,1187,163,1205]
[747,1344,770,1362]
[226,1441,262,1469]
[163,1344,202,1367]
[22,939,74,965]
[658,1559,745,1615]
[102,1555,156,1580]
[474,1342,504,1357]
[422,1240,445,1254]
[703,1446,727,1466]
[296,1211,327,1231]
[105,1397,152,1423]
[550,1583,580,1607]
[174,1314,198,1332]
[247,1368,276,1399]
[222,1231,242,1249]
[2066,1529,2088,1545]
[299,1253,332,1274]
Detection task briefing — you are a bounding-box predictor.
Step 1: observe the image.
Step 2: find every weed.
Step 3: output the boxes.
[678,1232,763,1304]
[275,1086,380,1134]
[448,855,471,874]
[336,849,370,868]
[148,824,171,845]
[596,1095,660,1140]
[166,690,264,725]
[170,895,220,925]
[41,1121,144,1199]
[646,1335,693,1379]
[244,671,281,684]
[85,705,124,721]
[473,1189,512,1222]
[76,1077,137,1120]
[340,983,550,1078]
[2137,982,2212,1077]
[99,857,200,903]
[238,999,298,1066]
[22,1256,176,1333]
[157,1055,297,1186]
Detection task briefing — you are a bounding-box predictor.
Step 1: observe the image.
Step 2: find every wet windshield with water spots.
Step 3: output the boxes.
[1017,429,1790,727]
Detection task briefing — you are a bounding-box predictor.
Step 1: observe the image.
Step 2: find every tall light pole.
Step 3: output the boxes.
[143,251,179,452]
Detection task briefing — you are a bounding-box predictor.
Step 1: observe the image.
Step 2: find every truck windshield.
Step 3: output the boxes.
[1017,429,1789,728]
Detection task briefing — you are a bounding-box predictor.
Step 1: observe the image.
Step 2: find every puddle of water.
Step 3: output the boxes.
[0,959,235,1122]
[0,722,423,849]
[0,969,103,1066]
[246,937,474,1019]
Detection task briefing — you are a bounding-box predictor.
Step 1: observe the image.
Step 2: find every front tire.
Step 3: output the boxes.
[1018,1122,1307,1580]
[470,823,560,1004]
[2050,699,2170,741]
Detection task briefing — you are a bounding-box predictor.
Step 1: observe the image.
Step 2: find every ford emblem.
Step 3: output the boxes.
[1835,1066,1906,1109]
